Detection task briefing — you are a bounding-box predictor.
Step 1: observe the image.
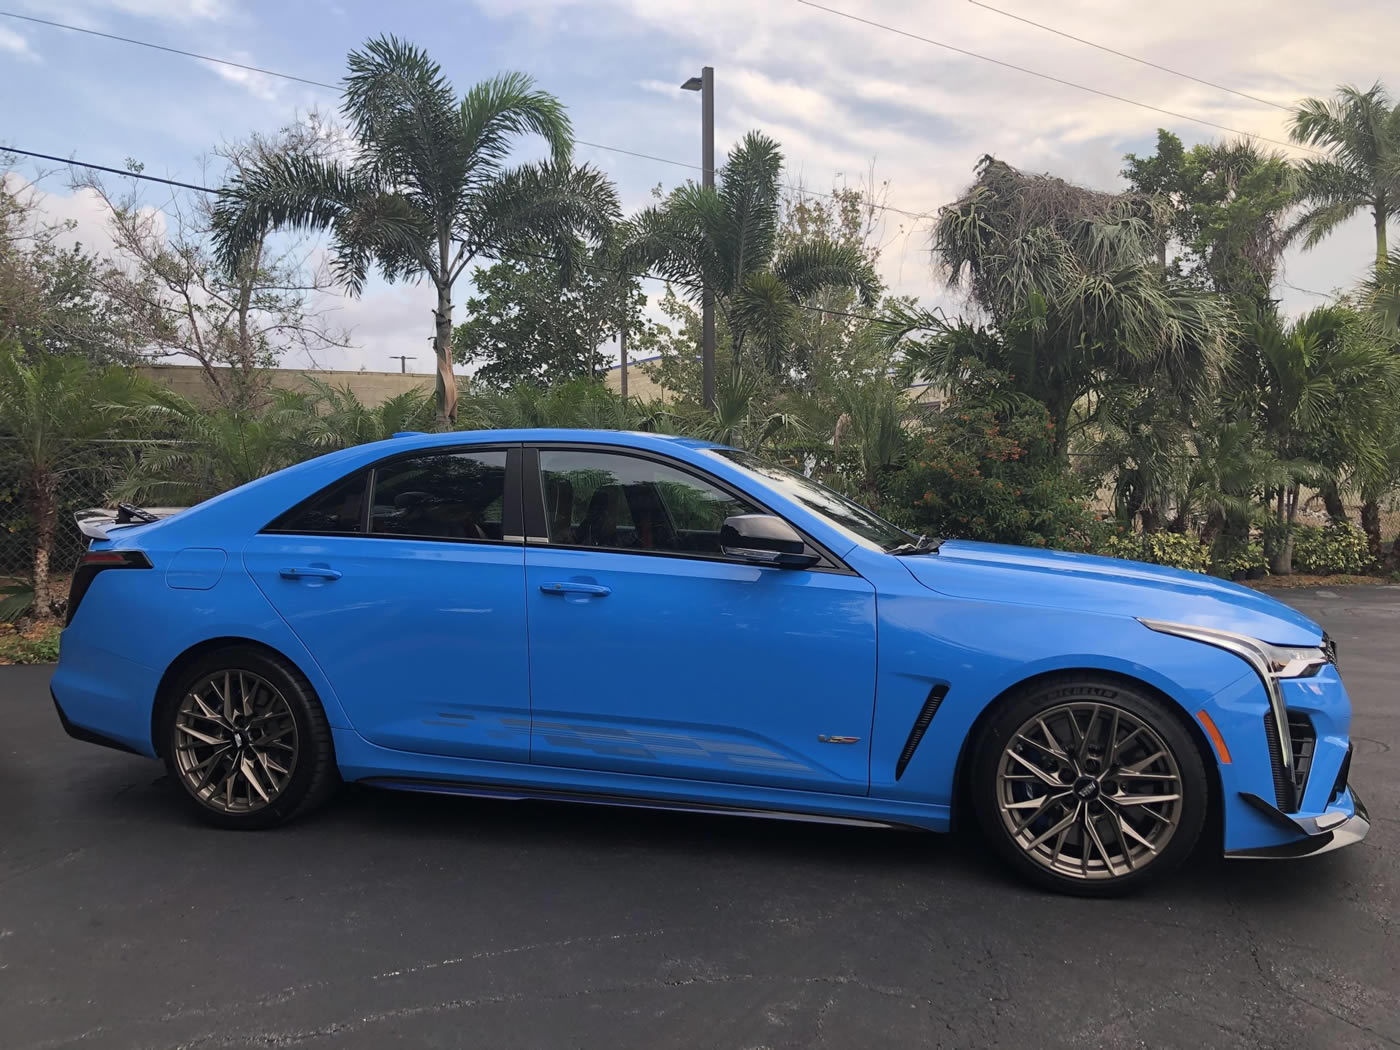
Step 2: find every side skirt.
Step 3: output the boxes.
[362,777,928,832]
[333,728,951,833]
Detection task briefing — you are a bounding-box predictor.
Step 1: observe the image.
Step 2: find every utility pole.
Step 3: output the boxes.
[619,326,629,397]
[389,355,416,373]
[683,66,716,410]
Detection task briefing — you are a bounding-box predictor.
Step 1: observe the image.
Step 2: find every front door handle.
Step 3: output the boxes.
[279,566,343,581]
[539,581,611,597]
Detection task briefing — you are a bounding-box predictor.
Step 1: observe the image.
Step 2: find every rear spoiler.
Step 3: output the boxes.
[74,505,187,541]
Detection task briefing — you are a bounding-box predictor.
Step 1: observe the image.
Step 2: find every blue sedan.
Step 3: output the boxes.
[52,429,1368,895]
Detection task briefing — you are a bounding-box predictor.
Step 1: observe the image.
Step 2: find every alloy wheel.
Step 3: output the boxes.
[173,670,299,814]
[995,701,1183,881]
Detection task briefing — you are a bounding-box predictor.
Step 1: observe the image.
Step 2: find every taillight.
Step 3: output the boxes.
[66,548,152,625]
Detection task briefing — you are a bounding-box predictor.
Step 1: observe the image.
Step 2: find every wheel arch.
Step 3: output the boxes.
[151,636,317,757]
[949,667,1222,840]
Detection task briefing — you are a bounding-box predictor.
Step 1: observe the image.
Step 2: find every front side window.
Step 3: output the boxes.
[266,471,368,535]
[707,449,914,552]
[370,450,508,541]
[539,449,756,556]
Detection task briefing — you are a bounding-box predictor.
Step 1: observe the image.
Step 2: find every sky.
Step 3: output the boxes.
[1,0,1397,375]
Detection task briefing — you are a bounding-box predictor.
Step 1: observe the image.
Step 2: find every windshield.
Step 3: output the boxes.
[707,449,916,552]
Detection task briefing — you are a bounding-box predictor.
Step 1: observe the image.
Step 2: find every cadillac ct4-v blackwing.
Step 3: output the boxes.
[52,429,1368,895]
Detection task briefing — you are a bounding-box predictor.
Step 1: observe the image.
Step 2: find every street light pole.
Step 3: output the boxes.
[389,355,416,374]
[683,66,716,410]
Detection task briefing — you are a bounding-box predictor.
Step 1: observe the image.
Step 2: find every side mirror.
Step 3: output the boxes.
[720,514,820,569]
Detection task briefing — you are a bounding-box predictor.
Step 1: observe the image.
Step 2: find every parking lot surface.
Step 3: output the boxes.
[2,585,1397,1049]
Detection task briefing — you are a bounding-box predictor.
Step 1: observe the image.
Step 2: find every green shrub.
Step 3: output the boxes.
[1292,523,1372,575]
[890,403,1100,550]
[1097,531,1211,573]
[1209,538,1267,580]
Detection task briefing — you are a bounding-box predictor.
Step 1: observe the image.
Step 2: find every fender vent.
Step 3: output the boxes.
[1262,712,1297,812]
[895,684,948,780]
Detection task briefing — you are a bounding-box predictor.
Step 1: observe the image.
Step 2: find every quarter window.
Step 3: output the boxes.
[266,471,368,535]
[539,449,757,556]
[370,451,509,541]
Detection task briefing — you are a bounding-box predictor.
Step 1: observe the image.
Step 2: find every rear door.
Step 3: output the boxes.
[243,445,531,762]
[523,445,878,795]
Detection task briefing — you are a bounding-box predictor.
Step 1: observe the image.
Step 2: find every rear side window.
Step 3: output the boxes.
[370,451,508,541]
[266,471,368,534]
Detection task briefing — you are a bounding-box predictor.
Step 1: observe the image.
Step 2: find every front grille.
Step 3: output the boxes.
[1288,712,1316,800]
[1322,631,1339,667]
[1262,712,1296,811]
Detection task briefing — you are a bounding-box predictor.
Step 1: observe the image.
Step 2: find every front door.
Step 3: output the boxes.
[524,447,877,795]
[244,446,531,762]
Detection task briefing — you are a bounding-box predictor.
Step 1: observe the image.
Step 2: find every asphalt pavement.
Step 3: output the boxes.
[1,585,1397,1049]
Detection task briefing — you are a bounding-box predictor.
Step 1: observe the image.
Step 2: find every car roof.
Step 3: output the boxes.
[383,428,728,453]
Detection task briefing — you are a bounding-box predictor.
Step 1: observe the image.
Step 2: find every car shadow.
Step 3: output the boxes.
[76,758,1363,908]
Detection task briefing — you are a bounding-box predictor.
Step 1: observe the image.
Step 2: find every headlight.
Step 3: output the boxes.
[1139,619,1332,808]
[1138,621,1330,679]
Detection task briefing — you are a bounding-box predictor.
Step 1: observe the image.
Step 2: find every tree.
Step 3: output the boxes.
[452,248,657,388]
[83,120,352,411]
[1123,131,1295,313]
[1250,306,1399,573]
[1289,82,1400,268]
[212,36,619,426]
[0,343,150,618]
[627,132,879,380]
[891,157,1233,458]
[0,166,146,363]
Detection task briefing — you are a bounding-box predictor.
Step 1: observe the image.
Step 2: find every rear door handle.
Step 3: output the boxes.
[539,581,611,597]
[279,566,343,580]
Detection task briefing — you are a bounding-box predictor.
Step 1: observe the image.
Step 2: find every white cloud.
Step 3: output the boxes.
[209,59,282,103]
[30,0,229,24]
[0,25,38,61]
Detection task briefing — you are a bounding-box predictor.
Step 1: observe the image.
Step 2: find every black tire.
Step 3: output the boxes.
[970,675,1208,897]
[160,646,339,829]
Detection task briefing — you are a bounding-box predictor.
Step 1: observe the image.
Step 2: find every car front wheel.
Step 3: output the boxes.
[162,646,339,829]
[971,676,1208,896]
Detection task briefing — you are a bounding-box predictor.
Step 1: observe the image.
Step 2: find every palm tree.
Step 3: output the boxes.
[627,132,880,379]
[0,344,149,618]
[116,388,307,506]
[1252,306,1399,572]
[1289,82,1400,268]
[212,36,619,426]
[286,377,435,453]
[890,157,1233,458]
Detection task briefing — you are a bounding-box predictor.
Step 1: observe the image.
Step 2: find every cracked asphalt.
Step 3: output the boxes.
[1,585,1397,1049]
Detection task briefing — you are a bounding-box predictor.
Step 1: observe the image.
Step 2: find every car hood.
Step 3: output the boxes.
[898,539,1322,646]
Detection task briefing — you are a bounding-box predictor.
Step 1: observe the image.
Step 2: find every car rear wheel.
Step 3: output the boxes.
[971,676,1208,896]
[162,646,339,829]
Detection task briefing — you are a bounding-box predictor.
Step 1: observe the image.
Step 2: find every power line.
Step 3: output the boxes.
[793,0,1320,155]
[0,11,336,89]
[4,146,215,193]
[0,9,937,223]
[965,1,1295,112]
[8,145,896,326]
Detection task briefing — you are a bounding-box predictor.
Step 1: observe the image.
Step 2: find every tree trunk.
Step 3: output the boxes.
[29,472,58,621]
[1200,508,1225,545]
[1376,202,1389,270]
[1270,483,1298,576]
[432,281,457,428]
[1360,499,1383,562]
[1321,484,1347,522]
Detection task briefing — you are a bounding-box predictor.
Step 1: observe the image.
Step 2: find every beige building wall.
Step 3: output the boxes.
[136,364,434,406]
[602,358,673,402]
